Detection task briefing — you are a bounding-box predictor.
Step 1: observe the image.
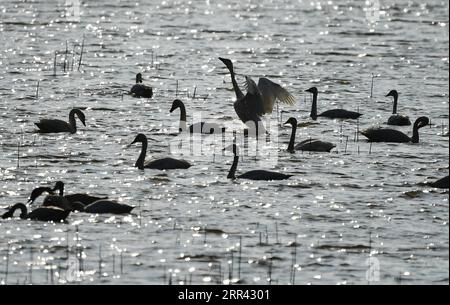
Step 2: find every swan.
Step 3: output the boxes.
[306,87,362,120]
[35,108,86,134]
[52,181,108,206]
[427,176,449,189]
[361,116,429,143]
[226,144,293,181]
[2,203,70,222]
[130,134,191,170]
[130,73,153,98]
[386,90,411,126]
[219,57,295,134]
[284,117,336,152]
[169,99,223,134]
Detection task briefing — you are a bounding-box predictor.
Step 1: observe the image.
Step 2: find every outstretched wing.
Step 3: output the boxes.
[257,78,296,114]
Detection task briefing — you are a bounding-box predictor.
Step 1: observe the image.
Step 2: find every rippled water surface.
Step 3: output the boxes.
[0,0,448,285]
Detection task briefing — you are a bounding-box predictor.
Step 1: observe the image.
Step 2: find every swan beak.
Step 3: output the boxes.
[283,120,291,125]
[169,106,176,113]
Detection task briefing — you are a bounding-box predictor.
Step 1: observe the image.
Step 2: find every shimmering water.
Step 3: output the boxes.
[0,0,448,285]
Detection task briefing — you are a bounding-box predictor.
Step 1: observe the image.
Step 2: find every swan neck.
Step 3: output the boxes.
[412,122,420,143]
[13,203,28,219]
[228,67,244,100]
[179,104,187,132]
[310,93,318,120]
[69,110,77,133]
[136,139,148,169]
[288,124,297,152]
[227,156,239,179]
[392,95,398,114]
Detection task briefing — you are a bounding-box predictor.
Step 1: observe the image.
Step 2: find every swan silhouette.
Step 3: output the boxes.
[130,134,191,170]
[226,144,293,180]
[2,203,70,222]
[130,73,153,98]
[35,109,86,134]
[284,117,336,152]
[386,90,411,126]
[361,116,429,143]
[306,87,362,120]
[219,57,295,134]
[169,99,223,134]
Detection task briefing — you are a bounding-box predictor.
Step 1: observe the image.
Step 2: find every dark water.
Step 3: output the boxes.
[0,0,448,284]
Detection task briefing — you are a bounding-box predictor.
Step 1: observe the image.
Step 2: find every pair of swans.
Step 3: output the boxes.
[28,182,134,215]
[130,134,293,181]
[219,57,296,134]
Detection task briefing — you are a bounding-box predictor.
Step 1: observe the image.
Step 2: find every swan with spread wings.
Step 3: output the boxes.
[219,57,296,134]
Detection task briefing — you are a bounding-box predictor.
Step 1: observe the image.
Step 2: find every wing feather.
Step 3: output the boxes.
[257,78,296,114]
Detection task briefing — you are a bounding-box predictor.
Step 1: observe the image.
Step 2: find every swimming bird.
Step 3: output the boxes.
[130,73,153,98]
[35,108,86,134]
[361,116,429,143]
[28,186,74,211]
[52,181,108,206]
[306,87,362,120]
[219,57,295,134]
[2,203,70,222]
[427,176,449,189]
[130,134,191,170]
[386,90,411,126]
[284,117,336,152]
[169,99,222,134]
[226,144,293,181]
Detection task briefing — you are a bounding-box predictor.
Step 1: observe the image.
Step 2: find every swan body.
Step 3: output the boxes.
[2,203,70,222]
[361,116,429,143]
[284,117,335,152]
[130,73,153,98]
[386,90,411,126]
[226,145,292,181]
[131,133,191,170]
[35,109,86,134]
[73,200,135,214]
[306,87,362,120]
[170,99,222,134]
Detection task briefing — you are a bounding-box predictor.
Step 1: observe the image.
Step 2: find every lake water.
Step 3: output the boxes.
[0,0,448,285]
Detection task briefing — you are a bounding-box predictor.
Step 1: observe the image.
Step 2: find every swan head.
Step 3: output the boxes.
[284,117,298,127]
[415,116,429,129]
[170,99,184,113]
[218,57,234,71]
[386,90,398,99]
[73,109,86,126]
[53,181,65,194]
[136,73,143,83]
[305,87,318,95]
[131,133,147,145]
